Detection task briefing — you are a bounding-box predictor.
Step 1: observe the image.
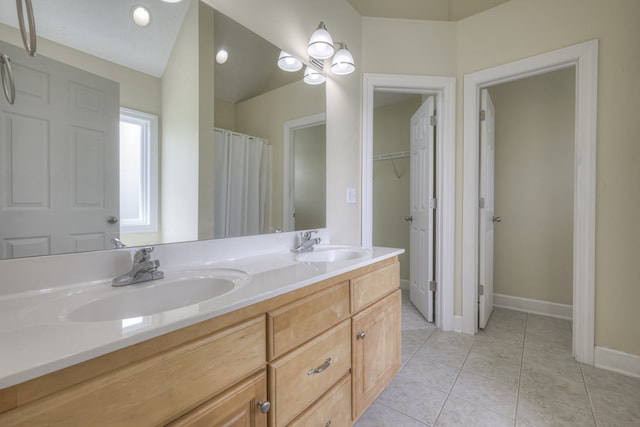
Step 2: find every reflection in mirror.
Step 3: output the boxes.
[0,0,325,260]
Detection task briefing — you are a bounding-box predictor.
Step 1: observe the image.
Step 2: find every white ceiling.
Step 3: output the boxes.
[0,0,191,77]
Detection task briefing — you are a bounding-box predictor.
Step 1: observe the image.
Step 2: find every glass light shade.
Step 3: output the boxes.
[132,6,151,27]
[303,67,326,85]
[277,50,302,72]
[331,45,355,75]
[307,22,334,59]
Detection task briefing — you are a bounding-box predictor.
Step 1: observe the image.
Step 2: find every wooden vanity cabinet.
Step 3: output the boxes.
[0,316,267,426]
[0,257,401,426]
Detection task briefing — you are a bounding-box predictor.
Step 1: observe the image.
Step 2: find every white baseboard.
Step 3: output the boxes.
[453,315,463,333]
[494,293,572,320]
[594,346,640,379]
[400,279,410,290]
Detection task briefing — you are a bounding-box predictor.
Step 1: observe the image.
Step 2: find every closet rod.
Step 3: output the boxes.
[373,151,409,161]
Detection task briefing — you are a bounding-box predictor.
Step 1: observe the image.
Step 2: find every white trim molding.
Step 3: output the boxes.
[282,113,326,232]
[494,294,572,320]
[594,347,640,379]
[362,73,456,331]
[461,40,598,365]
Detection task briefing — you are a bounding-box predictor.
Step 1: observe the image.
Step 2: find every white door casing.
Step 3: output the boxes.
[462,40,597,364]
[283,113,326,232]
[409,97,436,322]
[478,89,495,328]
[362,74,456,331]
[0,41,120,259]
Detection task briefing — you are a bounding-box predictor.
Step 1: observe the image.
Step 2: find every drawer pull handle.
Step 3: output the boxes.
[257,400,271,414]
[307,357,332,375]
[357,331,366,340]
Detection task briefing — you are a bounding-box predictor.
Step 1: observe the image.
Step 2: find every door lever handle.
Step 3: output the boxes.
[492,216,502,223]
[404,216,413,222]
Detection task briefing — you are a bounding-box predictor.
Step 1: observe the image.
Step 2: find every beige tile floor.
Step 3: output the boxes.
[354,291,640,426]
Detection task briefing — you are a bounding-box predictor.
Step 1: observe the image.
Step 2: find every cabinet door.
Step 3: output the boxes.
[168,372,268,427]
[351,290,401,420]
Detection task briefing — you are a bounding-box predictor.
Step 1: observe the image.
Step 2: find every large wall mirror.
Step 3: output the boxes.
[0,0,326,260]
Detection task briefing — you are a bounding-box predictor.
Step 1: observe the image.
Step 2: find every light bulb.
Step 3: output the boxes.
[277,50,302,72]
[303,67,326,85]
[216,49,229,64]
[132,6,151,27]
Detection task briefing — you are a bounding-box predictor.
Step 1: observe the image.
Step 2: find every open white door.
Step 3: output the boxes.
[0,41,119,259]
[409,96,436,322]
[478,89,496,328]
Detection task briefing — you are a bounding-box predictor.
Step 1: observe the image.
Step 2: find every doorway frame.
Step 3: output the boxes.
[461,40,598,364]
[362,73,456,331]
[283,112,326,232]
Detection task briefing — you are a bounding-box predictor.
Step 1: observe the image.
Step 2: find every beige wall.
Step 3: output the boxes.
[160,0,200,243]
[456,0,640,356]
[372,96,422,282]
[294,124,327,230]
[361,17,457,75]
[214,98,237,130]
[198,2,217,241]
[489,68,575,306]
[234,80,325,230]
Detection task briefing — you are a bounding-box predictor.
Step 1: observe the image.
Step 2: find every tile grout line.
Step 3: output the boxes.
[513,312,529,426]
[579,362,600,426]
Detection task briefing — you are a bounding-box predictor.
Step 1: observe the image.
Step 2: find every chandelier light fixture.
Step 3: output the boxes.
[276,21,355,85]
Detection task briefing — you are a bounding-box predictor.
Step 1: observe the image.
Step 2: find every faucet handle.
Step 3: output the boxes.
[303,230,319,240]
[133,247,154,263]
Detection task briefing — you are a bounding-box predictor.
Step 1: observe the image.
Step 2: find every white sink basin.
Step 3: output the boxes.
[65,269,250,322]
[295,246,369,263]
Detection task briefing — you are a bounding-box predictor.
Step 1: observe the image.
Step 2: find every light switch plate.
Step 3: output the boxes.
[347,188,357,204]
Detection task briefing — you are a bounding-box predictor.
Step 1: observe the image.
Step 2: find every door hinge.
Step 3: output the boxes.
[430,198,437,209]
[429,281,437,292]
[430,115,438,126]
[479,197,485,209]
[480,110,486,121]
[479,284,485,296]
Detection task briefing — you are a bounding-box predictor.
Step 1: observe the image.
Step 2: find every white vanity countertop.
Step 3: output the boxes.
[0,246,403,388]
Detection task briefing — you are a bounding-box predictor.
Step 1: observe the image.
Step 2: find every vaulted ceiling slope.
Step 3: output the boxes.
[345,0,511,21]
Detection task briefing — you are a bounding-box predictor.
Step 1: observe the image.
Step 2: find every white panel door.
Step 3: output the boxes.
[409,96,436,322]
[0,41,119,259]
[479,88,496,329]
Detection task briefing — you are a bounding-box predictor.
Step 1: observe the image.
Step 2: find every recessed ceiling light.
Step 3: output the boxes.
[216,49,229,64]
[132,6,151,27]
[161,0,183,3]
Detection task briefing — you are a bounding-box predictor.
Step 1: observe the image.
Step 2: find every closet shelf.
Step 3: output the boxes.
[373,151,409,161]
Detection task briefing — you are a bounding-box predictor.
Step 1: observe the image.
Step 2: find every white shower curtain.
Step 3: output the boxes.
[214,128,271,238]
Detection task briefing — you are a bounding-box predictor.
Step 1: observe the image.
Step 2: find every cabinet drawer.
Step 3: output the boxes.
[351,262,399,312]
[268,319,351,427]
[289,374,351,427]
[268,281,350,360]
[0,316,266,426]
[168,371,268,427]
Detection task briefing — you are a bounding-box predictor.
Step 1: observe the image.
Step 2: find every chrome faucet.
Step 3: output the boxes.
[112,247,164,287]
[292,230,321,253]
